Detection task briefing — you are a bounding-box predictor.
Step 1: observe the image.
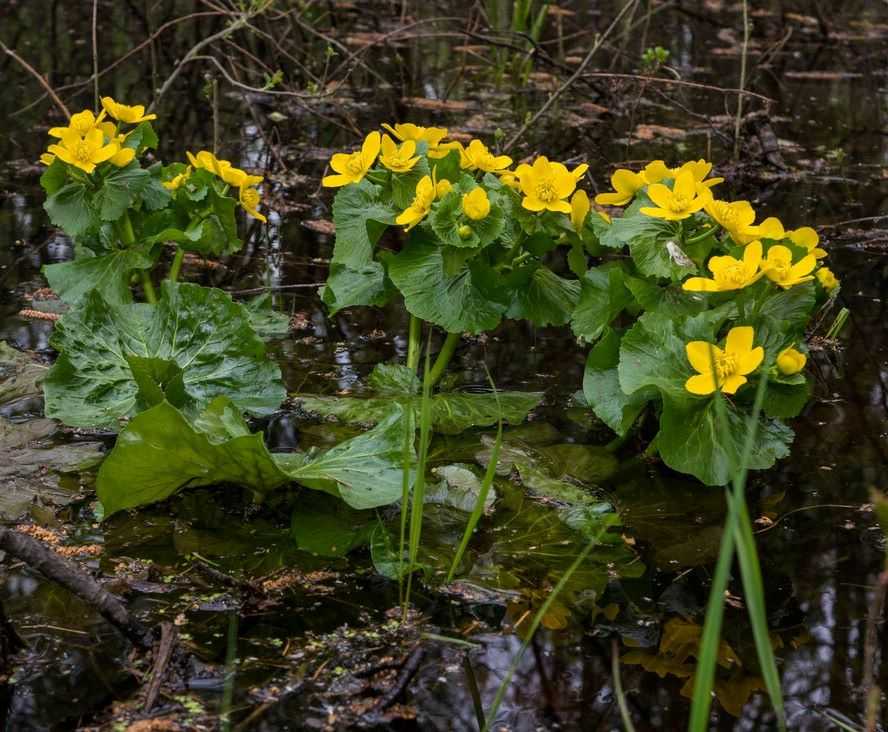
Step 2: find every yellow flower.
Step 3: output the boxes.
[462,187,491,221]
[239,186,267,223]
[379,134,419,173]
[163,167,191,191]
[642,160,671,184]
[594,168,647,206]
[100,96,157,124]
[685,326,764,396]
[395,175,435,231]
[570,190,590,233]
[515,156,577,214]
[643,159,723,188]
[571,163,589,181]
[47,128,119,174]
[705,199,757,242]
[109,145,135,167]
[382,123,453,158]
[683,240,763,292]
[186,150,227,176]
[39,152,55,166]
[499,172,521,190]
[787,226,826,259]
[435,177,452,198]
[220,165,263,188]
[776,347,806,375]
[458,139,512,174]
[48,109,111,139]
[640,169,713,221]
[816,266,839,291]
[762,245,816,289]
[322,131,381,188]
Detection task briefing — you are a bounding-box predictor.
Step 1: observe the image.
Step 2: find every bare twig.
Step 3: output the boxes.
[503,0,640,152]
[580,72,774,103]
[144,622,177,711]
[0,42,70,118]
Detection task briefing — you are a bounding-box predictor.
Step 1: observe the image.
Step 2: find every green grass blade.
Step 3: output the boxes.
[446,366,502,583]
[482,538,597,732]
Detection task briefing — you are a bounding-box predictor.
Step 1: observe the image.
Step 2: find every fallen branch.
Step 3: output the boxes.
[144,622,177,711]
[0,526,151,649]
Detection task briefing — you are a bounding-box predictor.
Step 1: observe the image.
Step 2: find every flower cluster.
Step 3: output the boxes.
[173,150,267,222]
[594,159,839,396]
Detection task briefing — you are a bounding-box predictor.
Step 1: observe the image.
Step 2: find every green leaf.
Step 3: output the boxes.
[629,230,696,281]
[388,234,508,333]
[242,292,291,339]
[507,265,580,327]
[40,158,68,196]
[96,399,290,515]
[618,312,696,401]
[0,341,47,406]
[322,261,393,315]
[123,121,159,151]
[571,264,633,342]
[657,394,794,486]
[430,187,505,250]
[598,207,669,249]
[761,378,811,419]
[367,363,420,395]
[44,182,97,238]
[94,163,151,221]
[43,281,285,427]
[126,355,189,411]
[43,248,155,306]
[391,155,430,209]
[624,274,705,318]
[331,180,397,267]
[583,328,654,436]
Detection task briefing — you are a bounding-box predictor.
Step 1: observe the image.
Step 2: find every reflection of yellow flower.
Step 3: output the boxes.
[640,170,712,221]
[382,123,453,158]
[47,128,119,174]
[458,139,512,173]
[379,134,419,173]
[100,97,157,124]
[570,190,590,233]
[776,347,806,375]
[685,326,764,396]
[322,131,381,187]
[395,175,435,231]
[683,240,763,292]
[594,168,647,206]
[816,266,839,291]
[462,187,490,220]
[762,245,815,289]
[239,186,267,223]
[48,109,112,139]
[515,156,576,213]
[788,226,826,259]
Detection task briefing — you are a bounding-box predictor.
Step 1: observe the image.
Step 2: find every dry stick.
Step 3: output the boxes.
[580,72,773,103]
[92,0,100,109]
[144,621,177,711]
[733,0,750,160]
[0,527,151,649]
[503,0,640,153]
[0,42,70,118]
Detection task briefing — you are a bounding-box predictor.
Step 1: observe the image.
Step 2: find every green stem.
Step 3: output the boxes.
[427,332,460,386]
[168,247,185,282]
[406,315,422,372]
[118,210,136,247]
[141,271,157,304]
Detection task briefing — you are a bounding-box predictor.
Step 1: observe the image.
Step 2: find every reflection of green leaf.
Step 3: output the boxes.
[97,399,413,515]
[43,248,155,306]
[331,180,397,267]
[242,292,290,339]
[426,463,496,513]
[0,342,47,406]
[388,235,508,334]
[296,364,541,435]
[44,281,285,427]
[291,492,374,557]
[506,265,580,327]
[658,394,793,486]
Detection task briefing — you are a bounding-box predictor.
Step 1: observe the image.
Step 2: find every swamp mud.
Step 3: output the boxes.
[0,1,888,730]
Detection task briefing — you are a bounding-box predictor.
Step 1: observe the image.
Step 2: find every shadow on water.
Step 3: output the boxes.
[0,0,887,729]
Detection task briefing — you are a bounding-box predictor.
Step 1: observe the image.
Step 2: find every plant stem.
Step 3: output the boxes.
[141,271,158,304]
[406,315,422,372]
[427,332,460,386]
[168,247,185,282]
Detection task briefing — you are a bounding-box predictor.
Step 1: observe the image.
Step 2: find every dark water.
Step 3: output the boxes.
[1,1,887,729]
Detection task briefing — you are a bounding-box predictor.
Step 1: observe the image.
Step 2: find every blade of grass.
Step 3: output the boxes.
[612,637,637,732]
[403,339,433,618]
[446,365,502,583]
[482,537,597,732]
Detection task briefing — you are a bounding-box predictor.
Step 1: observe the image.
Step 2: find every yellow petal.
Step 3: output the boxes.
[595,191,632,206]
[322,173,352,187]
[737,346,764,375]
[725,326,755,356]
[672,169,696,200]
[686,373,717,395]
[743,240,763,269]
[682,277,720,292]
[721,374,747,394]
[687,341,721,374]
[612,168,643,196]
[645,183,674,211]
[570,190,590,232]
[361,131,381,166]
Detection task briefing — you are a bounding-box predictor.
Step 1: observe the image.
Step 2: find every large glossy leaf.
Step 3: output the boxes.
[44,181,97,238]
[43,248,155,306]
[44,281,285,427]
[571,263,633,342]
[388,235,508,333]
[331,180,397,267]
[321,261,393,315]
[657,394,794,486]
[97,399,413,515]
[506,265,580,327]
